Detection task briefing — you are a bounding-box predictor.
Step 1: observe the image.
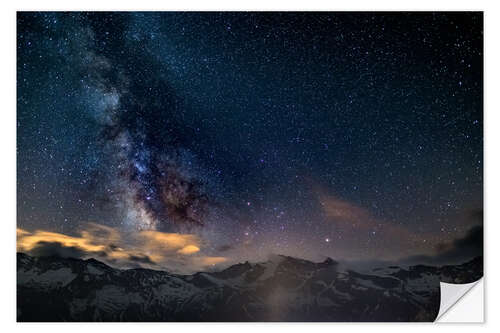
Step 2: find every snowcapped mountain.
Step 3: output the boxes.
[17,252,482,322]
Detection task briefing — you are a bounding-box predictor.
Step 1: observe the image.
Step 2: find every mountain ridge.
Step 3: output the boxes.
[17,252,482,322]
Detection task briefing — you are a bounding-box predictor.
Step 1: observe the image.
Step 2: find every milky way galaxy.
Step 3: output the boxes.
[17,12,483,271]
[71,20,217,233]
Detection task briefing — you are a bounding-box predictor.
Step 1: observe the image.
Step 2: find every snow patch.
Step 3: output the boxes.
[18,268,76,289]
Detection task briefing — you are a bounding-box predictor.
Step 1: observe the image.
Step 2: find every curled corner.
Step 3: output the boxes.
[435,278,483,322]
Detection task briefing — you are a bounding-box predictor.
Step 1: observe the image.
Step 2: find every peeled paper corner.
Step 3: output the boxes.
[435,278,484,323]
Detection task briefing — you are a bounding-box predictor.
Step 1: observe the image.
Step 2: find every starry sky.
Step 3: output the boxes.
[17,12,483,271]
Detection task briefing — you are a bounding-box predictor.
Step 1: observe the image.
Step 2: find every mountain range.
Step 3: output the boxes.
[17,252,482,322]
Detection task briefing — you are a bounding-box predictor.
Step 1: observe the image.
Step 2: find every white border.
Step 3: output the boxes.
[2,1,498,332]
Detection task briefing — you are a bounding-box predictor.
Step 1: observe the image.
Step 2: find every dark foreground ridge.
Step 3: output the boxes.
[17,253,482,322]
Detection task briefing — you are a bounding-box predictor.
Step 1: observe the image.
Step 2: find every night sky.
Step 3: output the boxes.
[17,12,483,272]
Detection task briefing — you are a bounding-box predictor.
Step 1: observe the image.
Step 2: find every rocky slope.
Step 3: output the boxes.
[17,253,482,322]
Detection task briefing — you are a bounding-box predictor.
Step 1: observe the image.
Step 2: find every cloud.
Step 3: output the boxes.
[28,241,88,259]
[317,190,418,240]
[138,230,200,252]
[402,225,483,265]
[450,225,483,252]
[177,245,200,255]
[17,229,108,254]
[313,185,448,260]
[318,194,374,229]
[193,256,228,267]
[128,254,155,265]
[216,244,234,252]
[17,224,227,274]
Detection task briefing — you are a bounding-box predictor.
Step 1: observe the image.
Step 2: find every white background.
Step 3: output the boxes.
[1,0,497,331]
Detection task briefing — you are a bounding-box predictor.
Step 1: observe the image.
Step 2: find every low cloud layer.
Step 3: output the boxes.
[17,223,227,274]
[402,224,483,265]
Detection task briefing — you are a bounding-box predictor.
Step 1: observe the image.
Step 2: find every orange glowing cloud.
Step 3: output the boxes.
[16,224,227,274]
[177,245,200,255]
[17,228,107,253]
[138,230,200,251]
[194,256,228,266]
